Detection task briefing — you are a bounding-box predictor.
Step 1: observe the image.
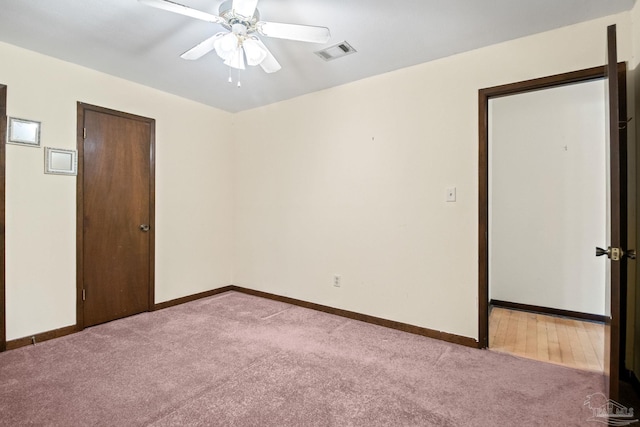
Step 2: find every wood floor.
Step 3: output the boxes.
[489,306,604,372]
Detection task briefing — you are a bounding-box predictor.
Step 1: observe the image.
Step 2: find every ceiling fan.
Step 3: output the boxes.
[139,0,331,75]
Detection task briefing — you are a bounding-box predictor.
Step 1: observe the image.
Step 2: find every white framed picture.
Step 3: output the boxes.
[45,147,77,176]
[8,117,41,147]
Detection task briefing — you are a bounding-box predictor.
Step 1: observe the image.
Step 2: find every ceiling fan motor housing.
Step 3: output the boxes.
[219,0,260,31]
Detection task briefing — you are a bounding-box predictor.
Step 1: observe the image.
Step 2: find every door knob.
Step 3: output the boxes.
[596,246,635,261]
[139,224,150,232]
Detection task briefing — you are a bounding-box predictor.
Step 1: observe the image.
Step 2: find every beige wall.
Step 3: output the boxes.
[0,42,234,340]
[233,13,633,340]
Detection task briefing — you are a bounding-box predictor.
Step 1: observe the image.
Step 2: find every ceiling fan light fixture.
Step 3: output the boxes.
[243,38,268,66]
[214,32,240,60]
[223,47,246,70]
[140,0,329,77]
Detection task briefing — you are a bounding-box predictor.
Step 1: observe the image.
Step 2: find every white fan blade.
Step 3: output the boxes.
[232,0,259,19]
[139,0,225,24]
[257,21,330,43]
[252,39,281,73]
[180,33,225,60]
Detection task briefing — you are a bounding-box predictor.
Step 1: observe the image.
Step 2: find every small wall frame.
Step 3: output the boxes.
[45,147,77,176]
[7,117,41,147]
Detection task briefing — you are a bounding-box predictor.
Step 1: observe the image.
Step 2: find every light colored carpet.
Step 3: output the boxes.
[0,291,603,426]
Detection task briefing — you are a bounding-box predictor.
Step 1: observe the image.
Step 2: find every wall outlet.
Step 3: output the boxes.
[333,275,341,287]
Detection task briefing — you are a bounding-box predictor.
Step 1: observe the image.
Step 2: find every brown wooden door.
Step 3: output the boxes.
[78,104,154,328]
[603,24,628,401]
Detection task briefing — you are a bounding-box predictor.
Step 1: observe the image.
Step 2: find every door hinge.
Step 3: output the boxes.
[83,128,86,139]
[619,117,632,130]
[82,289,86,301]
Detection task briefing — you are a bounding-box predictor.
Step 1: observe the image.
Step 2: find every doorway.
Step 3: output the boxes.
[487,76,607,372]
[76,103,155,328]
[478,62,628,392]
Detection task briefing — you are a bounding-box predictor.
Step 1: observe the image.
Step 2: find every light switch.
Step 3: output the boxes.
[446,187,457,202]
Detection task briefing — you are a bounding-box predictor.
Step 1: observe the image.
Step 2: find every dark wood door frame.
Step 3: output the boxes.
[0,85,6,352]
[478,63,627,380]
[76,102,156,330]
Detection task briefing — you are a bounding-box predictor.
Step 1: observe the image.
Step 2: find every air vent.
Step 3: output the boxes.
[315,41,357,61]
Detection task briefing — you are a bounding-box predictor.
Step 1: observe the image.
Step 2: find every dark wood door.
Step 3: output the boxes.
[78,104,155,328]
[603,24,628,401]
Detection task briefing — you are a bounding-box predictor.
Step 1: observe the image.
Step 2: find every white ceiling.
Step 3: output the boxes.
[0,0,635,112]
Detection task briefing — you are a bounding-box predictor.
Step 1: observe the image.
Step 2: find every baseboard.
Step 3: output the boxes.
[6,325,80,351]
[490,299,606,323]
[154,285,235,311]
[3,286,235,352]
[231,286,480,349]
[4,284,479,351]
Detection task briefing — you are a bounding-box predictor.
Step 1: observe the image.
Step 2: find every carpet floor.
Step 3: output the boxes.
[0,291,605,426]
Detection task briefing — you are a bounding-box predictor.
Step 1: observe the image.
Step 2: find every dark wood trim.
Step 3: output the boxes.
[478,86,489,349]
[154,286,235,311]
[231,286,480,349]
[76,103,85,330]
[478,65,606,100]
[478,64,615,350]
[6,325,79,351]
[490,299,606,323]
[148,120,156,310]
[76,102,156,330]
[0,85,5,352]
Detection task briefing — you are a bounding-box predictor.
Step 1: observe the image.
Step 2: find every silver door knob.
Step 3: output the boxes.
[139,224,150,232]
[596,246,634,261]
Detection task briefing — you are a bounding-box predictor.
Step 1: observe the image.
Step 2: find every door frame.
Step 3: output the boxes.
[0,85,6,352]
[76,102,156,329]
[478,63,627,362]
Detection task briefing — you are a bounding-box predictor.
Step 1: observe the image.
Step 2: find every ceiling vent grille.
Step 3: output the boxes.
[315,41,357,61]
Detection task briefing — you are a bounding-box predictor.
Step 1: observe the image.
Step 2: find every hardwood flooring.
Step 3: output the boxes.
[489,306,604,372]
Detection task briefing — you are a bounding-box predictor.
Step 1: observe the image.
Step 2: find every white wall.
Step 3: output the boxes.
[233,13,632,340]
[0,42,234,340]
[489,80,606,315]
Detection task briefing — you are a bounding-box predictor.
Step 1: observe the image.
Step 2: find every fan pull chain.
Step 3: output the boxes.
[227,68,242,88]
